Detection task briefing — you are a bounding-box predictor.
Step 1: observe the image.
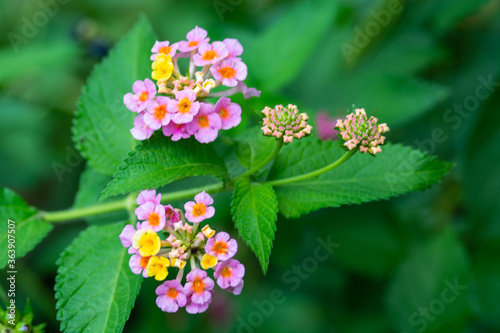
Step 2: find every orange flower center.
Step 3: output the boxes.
[154,105,167,120]
[140,256,151,268]
[192,203,206,217]
[148,212,160,226]
[218,67,236,79]
[178,98,191,114]
[193,277,205,294]
[188,41,198,47]
[167,288,178,299]
[219,108,229,119]
[159,46,171,55]
[202,50,217,61]
[198,115,209,128]
[221,266,232,278]
[213,241,228,255]
[139,91,149,102]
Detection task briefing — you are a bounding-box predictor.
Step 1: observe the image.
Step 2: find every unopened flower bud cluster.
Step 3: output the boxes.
[261,104,312,143]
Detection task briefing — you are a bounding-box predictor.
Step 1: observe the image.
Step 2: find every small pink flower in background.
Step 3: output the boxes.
[184,269,214,314]
[164,205,180,227]
[316,112,340,141]
[168,90,200,124]
[184,191,215,223]
[193,42,228,66]
[129,254,151,278]
[162,122,191,141]
[124,79,157,112]
[144,96,171,130]
[214,259,245,290]
[135,202,166,232]
[178,26,210,52]
[186,102,222,144]
[151,40,178,61]
[215,97,241,130]
[211,59,247,87]
[205,232,237,261]
[223,38,243,59]
[137,189,161,206]
[130,113,155,141]
[119,222,143,254]
[156,280,187,313]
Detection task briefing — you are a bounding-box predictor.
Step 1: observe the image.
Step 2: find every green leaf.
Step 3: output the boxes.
[231,178,278,273]
[245,0,338,92]
[0,188,52,269]
[385,230,470,333]
[233,127,277,170]
[102,135,229,199]
[55,222,141,333]
[72,15,156,175]
[268,140,453,218]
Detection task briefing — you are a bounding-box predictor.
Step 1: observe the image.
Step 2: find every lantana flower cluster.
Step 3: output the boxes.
[119,189,245,314]
[335,107,389,155]
[124,26,260,144]
[261,104,313,143]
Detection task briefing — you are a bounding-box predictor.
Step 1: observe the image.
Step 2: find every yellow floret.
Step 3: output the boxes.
[146,256,170,281]
[151,54,173,81]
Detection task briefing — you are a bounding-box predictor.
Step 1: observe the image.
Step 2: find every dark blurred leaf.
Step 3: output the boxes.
[231,178,277,273]
[0,188,52,269]
[55,222,141,333]
[102,135,229,199]
[72,15,156,175]
[268,140,453,218]
[385,230,470,333]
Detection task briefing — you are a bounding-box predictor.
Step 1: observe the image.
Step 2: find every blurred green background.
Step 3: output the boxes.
[1,0,499,332]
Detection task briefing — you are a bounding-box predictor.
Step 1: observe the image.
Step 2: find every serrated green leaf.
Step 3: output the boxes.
[72,15,156,175]
[101,135,229,199]
[385,230,470,333]
[233,127,277,170]
[55,222,141,333]
[0,188,52,269]
[245,0,338,92]
[267,140,453,218]
[231,178,278,273]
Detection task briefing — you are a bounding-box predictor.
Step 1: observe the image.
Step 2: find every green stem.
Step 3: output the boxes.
[266,149,357,186]
[236,139,283,180]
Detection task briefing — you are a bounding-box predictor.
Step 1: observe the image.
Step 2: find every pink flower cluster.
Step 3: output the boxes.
[124,26,260,144]
[335,107,390,155]
[261,104,313,144]
[119,189,245,314]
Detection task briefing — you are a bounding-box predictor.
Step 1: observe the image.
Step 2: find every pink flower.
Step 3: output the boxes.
[211,59,247,87]
[135,202,166,232]
[130,113,155,141]
[214,259,245,290]
[227,280,244,295]
[168,90,200,124]
[137,189,161,206]
[144,96,171,130]
[316,112,340,141]
[184,269,214,314]
[184,191,215,223]
[151,40,178,61]
[162,122,190,141]
[186,102,222,143]
[178,26,210,52]
[164,204,180,227]
[119,222,143,254]
[223,38,243,59]
[205,232,237,261]
[214,97,241,130]
[156,280,187,313]
[124,79,157,112]
[193,41,228,66]
[129,254,151,278]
